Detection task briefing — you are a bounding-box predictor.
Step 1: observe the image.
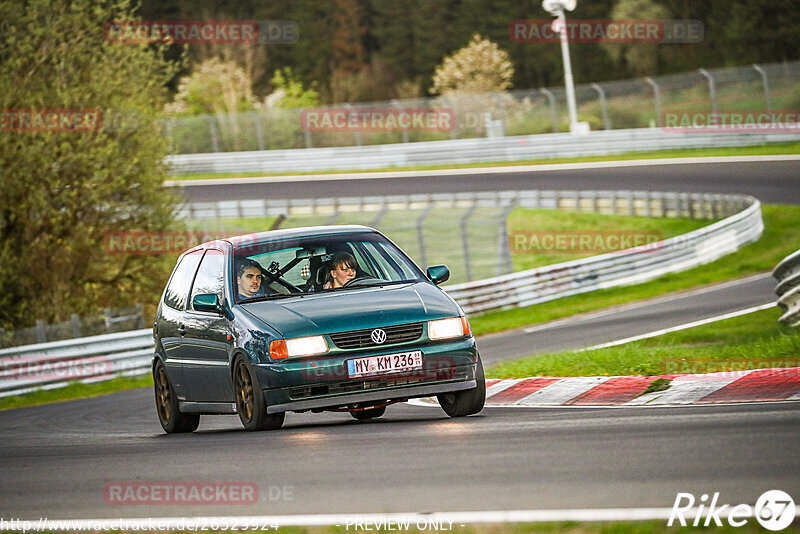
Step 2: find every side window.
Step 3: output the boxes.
[164,251,203,310]
[190,250,225,309]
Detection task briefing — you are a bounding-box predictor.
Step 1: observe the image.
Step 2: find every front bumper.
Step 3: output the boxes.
[255,337,479,413]
[266,379,476,413]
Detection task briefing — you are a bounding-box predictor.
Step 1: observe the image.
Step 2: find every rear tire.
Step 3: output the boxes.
[350,406,386,420]
[437,356,486,417]
[234,358,284,431]
[154,361,200,433]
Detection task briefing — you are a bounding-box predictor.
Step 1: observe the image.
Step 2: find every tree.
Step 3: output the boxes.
[166,58,255,115]
[603,0,670,76]
[430,34,514,95]
[0,0,182,328]
[259,68,320,109]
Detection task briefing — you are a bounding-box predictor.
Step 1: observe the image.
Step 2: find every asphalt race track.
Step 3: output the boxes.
[1,158,799,522]
[175,159,800,205]
[1,391,799,520]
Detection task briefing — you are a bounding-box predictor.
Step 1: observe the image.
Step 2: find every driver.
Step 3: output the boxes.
[236,258,270,300]
[324,251,357,289]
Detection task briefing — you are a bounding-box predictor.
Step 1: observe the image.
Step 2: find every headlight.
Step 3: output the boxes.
[428,317,471,340]
[270,336,328,359]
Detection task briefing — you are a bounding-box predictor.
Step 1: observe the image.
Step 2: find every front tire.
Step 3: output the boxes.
[234,358,284,431]
[437,356,486,417]
[154,361,200,433]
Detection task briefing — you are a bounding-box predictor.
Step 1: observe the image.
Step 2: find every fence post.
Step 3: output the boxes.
[496,202,516,277]
[590,83,611,130]
[35,320,47,343]
[252,111,266,151]
[752,64,773,113]
[70,314,81,338]
[540,88,559,133]
[206,115,221,153]
[698,68,719,116]
[104,308,113,333]
[164,118,176,155]
[644,77,662,127]
[301,109,313,148]
[416,204,434,269]
[392,100,409,143]
[447,96,458,140]
[460,205,477,282]
[135,303,145,329]
[346,104,362,146]
[370,207,388,228]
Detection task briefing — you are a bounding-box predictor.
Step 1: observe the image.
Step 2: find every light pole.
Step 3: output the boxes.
[542,0,588,134]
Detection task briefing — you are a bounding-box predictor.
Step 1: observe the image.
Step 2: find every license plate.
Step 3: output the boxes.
[347,351,423,378]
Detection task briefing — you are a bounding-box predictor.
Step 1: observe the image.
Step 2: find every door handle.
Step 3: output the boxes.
[177,326,186,336]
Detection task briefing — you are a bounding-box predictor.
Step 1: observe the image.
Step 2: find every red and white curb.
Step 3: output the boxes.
[413,367,800,408]
[480,368,800,407]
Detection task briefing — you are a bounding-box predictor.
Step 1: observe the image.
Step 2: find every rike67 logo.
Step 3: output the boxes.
[669,490,796,531]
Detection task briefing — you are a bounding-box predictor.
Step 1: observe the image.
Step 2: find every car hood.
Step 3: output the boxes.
[239,282,460,338]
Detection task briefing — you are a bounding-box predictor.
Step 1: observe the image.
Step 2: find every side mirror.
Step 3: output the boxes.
[427,265,450,285]
[193,293,222,314]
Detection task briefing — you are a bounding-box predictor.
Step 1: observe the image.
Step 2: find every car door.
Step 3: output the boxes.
[180,248,235,402]
[157,249,204,400]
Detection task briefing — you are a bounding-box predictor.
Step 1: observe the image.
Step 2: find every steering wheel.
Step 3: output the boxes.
[342,275,374,288]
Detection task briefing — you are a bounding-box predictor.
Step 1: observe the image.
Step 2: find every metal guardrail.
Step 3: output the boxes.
[445,192,762,314]
[0,329,153,398]
[165,126,800,175]
[177,189,747,220]
[773,249,800,327]
[0,303,145,349]
[0,190,762,398]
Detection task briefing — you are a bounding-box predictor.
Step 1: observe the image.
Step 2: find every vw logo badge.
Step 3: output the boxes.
[370,328,387,344]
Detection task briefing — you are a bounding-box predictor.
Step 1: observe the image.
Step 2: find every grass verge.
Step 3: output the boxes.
[471,204,800,336]
[507,209,706,270]
[171,141,800,180]
[486,307,800,378]
[0,373,153,411]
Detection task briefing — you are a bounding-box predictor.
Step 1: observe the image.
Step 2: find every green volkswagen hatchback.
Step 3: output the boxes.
[152,225,485,433]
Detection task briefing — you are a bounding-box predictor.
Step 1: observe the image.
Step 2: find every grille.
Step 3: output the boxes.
[329,322,423,349]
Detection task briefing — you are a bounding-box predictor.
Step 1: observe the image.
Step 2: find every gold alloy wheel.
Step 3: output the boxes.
[235,360,254,421]
[156,366,171,422]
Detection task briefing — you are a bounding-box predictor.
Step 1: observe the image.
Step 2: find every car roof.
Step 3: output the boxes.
[189,225,378,254]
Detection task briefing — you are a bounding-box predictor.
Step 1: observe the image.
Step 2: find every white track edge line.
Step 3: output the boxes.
[522,273,772,334]
[23,505,800,528]
[406,398,800,409]
[578,302,775,351]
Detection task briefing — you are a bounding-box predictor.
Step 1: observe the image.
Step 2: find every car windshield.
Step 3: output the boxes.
[231,231,426,302]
